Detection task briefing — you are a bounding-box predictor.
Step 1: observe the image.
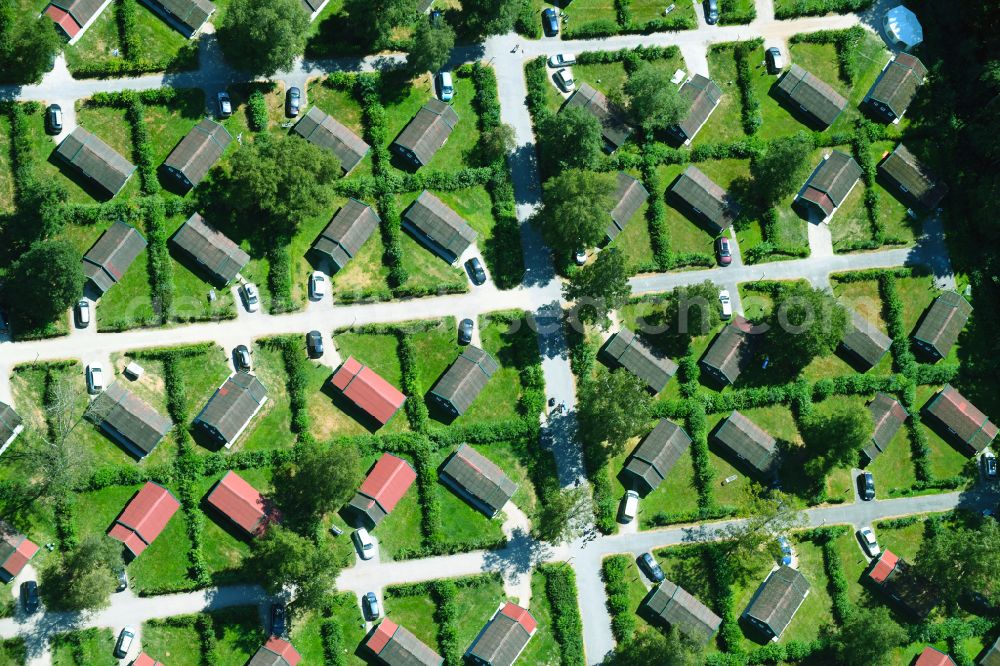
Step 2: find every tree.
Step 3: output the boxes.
[828,606,907,666]
[4,240,84,331]
[564,247,631,327]
[0,4,61,84]
[540,169,617,252]
[914,519,1000,609]
[478,124,516,164]
[577,369,651,455]
[665,280,723,338]
[344,0,417,50]
[461,0,521,36]
[800,402,873,483]
[750,132,814,207]
[717,485,805,584]
[247,525,340,611]
[407,18,455,76]
[538,106,603,174]
[622,63,686,133]
[274,438,361,529]
[40,534,122,611]
[607,626,702,665]
[533,487,591,544]
[766,283,847,370]
[218,0,309,76]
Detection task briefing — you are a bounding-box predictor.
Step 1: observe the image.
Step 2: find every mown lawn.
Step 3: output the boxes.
[196,468,273,583]
[329,593,367,666]
[434,447,505,549]
[395,191,469,294]
[142,619,201,666]
[781,537,834,644]
[832,277,887,331]
[366,453,423,561]
[655,163,725,256]
[520,571,563,665]
[0,114,14,213]
[96,248,156,331]
[454,576,507,651]
[607,178,655,272]
[383,586,439,649]
[173,344,232,422]
[289,608,327,665]
[289,194,349,306]
[304,355,371,440]
[916,384,973,480]
[701,46,748,146]
[51,628,116,666]
[409,319,459,396]
[306,77,366,137]
[869,426,918,495]
[465,313,537,424]
[166,212,238,322]
[830,182,872,248]
[235,343,295,452]
[209,606,264,666]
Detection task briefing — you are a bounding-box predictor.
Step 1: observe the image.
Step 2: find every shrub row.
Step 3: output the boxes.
[685,401,718,512]
[788,26,867,85]
[265,245,295,314]
[539,564,585,665]
[850,121,886,245]
[601,555,636,643]
[732,41,764,134]
[143,197,174,323]
[514,0,542,38]
[247,91,268,132]
[174,428,211,588]
[706,640,826,665]
[391,166,495,193]
[640,157,671,270]
[398,333,430,432]
[878,272,918,377]
[775,0,873,20]
[433,580,461,666]
[321,616,347,666]
[196,614,219,665]
[5,103,68,241]
[800,527,853,624]
[647,504,738,527]
[116,0,139,61]
[259,336,311,433]
[705,545,743,655]
[524,57,553,130]
[70,45,198,79]
[719,0,757,24]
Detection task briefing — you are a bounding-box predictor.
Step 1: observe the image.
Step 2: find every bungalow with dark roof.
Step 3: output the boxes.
[44,0,114,44]
[621,419,692,495]
[840,310,892,370]
[643,580,721,644]
[864,392,907,464]
[248,637,301,666]
[878,144,948,210]
[563,83,633,151]
[391,99,459,168]
[170,213,250,286]
[605,172,649,242]
[331,357,406,427]
[700,316,753,386]
[666,75,723,145]
[310,199,380,273]
[401,191,478,264]
[924,385,998,455]
[293,107,371,173]
[55,127,136,198]
[108,481,180,558]
[466,602,537,666]
[742,566,810,641]
[205,471,278,537]
[300,0,329,21]
[429,347,499,418]
[81,220,147,295]
[916,646,957,666]
[139,0,215,37]
[980,636,1000,666]
[163,119,231,189]
[713,411,779,478]
[668,166,742,234]
[912,291,972,360]
[0,522,39,583]
[794,151,863,221]
[85,382,173,459]
[439,444,517,518]
[867,549,938,618]
[347,454,417,529]
[776,64,848,128]
[864,53,927,124]
[132,652,165,666]
[0,402,24,458]
[194,372,268,448]
[366,619,443,665]
[601,328,677,394]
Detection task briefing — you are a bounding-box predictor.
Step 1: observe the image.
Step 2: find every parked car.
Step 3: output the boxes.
[437,72,454,102]
[777,536,793,565]
[114,626,136,658]
[719,290,732,319]
[75,299,91,327]
[542,8,559,36]
[217,91,232,118]
[858,471,876,501]
[0,310,8,334]
[639,553,665,582]
[271,602,288,637]
[574,248,587,266]
[715,236,732,266]
[352,528,376,560]
[233,345,252,372]
[857,526,880,557]
[620,490,639,523]
[306,330,324,358]
[20,581,38,614]
[309,271,327,300]
[240,282,260,312]
[765,47,785,74]
[115,568,128,592]
[86,363,105,394]
[548,53,576,68]
[286,87,301,117]
[983,451,997,479]
[704,0,719,24]
[466,257,486,285]
[46,104,63,134]
[364,592,381,620]
[554,68,575,92]
[458,318,474,345]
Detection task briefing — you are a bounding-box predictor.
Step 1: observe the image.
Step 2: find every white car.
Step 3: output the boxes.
[240,283,260,313]
[114,625,135,658]
[620,490,639,523]
[857,526,880,557]
[309,271,327,300]
[217,91,232,118]
[86,364,105,394]
[352,528,375,560]
[574,248,587,266]
[548,53,576,68]
[719,290,732,319]
[555,68,575,92]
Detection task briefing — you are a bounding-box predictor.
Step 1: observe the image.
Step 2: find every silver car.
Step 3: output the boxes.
[548,53,576,68]
[857,526,880,557]
[240,283,260,313]
[555,68,575,92]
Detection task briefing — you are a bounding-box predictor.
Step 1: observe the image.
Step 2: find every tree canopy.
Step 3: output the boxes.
[750,132,814,207]
[533,487,591,544]
[622,63,686,133]
[718,485,804,584]
[5,240,84,331]
[540,169,617,252]
[800,402,873,484]
[766,283,847,370]
[0,2,60,85]
[248,525,340,610]
[461,0,522,36]
[607,626,703,666]
[666,281,723,338]
[564,247,631,328]
[40,534,122,611]
[478,124,516,165]
[538,106,604,175]
[914,518,1000,609]
[407,18,455,77]
[577,368,651,455]
[218,0,310,76]
[275,438,361,529]
[344,0,417,50]
[827,606,908,666]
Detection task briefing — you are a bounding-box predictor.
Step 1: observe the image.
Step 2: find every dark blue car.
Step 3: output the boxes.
[542,8,558,36]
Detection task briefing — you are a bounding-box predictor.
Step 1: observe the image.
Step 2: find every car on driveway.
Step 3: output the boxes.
[639,553,665,582]
[286,87,301,117]
[542,8,558,36]
[240,282,260,312]
[555,68,575,92]
[20,581,38,614]
[436,71,454,102]
[715,236,732,266]
[75,299,90,327]
[548,53,576,68]
[857,526,880,557]
[620,490,639,523]
[217,91,232,118]
[458,318,474,345]
[704,0,718,24]
[233,345,252,372]
[858,471,876,501]
[86,364,104,394]
[309,271,327,300]
[777,536,793,565]
[46,104,63,134]
[364,592,380,620]
[306,330,324,358]
[115,568,128,592]
[983,451,997,479]
[352,528,375,560]
[466,257,486,285]
[271,602,288,637]
[766,47,785,74]
[718,290,732,320]
[114,626,135,658]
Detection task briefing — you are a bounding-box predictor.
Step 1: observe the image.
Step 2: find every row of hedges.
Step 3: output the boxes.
[601,555,636,643]
[799,526,852,623]
[733,40,764,135]
[719,0,757,24]
[69,44,198,80]
[566,5,694,39]
[539,564,585,665]
[259,335,311,433]
[247,91,268,132]
[789,26,867,85]
[265,245,296,314]
[775,0,873,20]
[398,332,430,431]
[576,45,681,66]
[115,0,139,61]
[142,197,174,324]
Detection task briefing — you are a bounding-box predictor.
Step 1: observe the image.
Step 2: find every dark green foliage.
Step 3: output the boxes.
[0,1,61,84]
[343,0,416,50]
[321,614,346,666]
[601,555,637,643]
[776,0,873,21]
[40,533,122,611]
[828,606,908,666]
[539,564,585,665]
[432,580,460,666]
[460,0,523,36]
[541,169,617,250]
[218,0,309,76]
[398,333,430,431]
[915,519,1000,610]
[730,40,764,134]
[408,18,455,76]
[623,62,686,132]
[750,131,815,207]
[765,282,848,370]
[514,0,541,38]
[143,197,175,323]
[564,247,632,327]
[538,105,604,175]
[247,91,268,132]
[266,245,294,314]
[577,368,652,455]
[800,401,874,484]
[4,240,84,331]
[116,0,139,60]
[719,0,756,24]
[247,525,340,611]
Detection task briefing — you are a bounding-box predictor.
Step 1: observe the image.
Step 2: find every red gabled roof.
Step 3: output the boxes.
[358,454,416,514]
[0,537,39,578]
[331,357,406,425]
[263,637,301,666]
[367,619,398,653]
[499,602,537,634]
[869,549,899,583]
[44,5,82,37]
[107,482,180,557]
[915,646,956,666]
[801,187,835,215]
[132,653,164,666]
[206,471,277,537]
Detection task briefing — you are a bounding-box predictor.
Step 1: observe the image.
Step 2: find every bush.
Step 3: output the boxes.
[247,91,268,132]
[116,0,139,60]
[720,0,756,24]
[540,564,585,665]
[515,0,542,38]
[143,197,174,323]
[398,333,429,432]
[566,19,620,39]
[266,245,295,314]
[789,26,867,85]
[432,581,461,666]
[775,0,874,20]
[321,617,346,666]
[732,41,764,135]
[524,57,553,131]
[601,555,636,643]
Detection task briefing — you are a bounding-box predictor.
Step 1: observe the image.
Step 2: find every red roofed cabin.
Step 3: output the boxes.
[915,646,957,666]
[348,454,417,529]
[867,549,938,618]
[108,482,180,559]
[466,602,538,666]
[0,522,39,583]
[44,0,114,44]
[365,618,443,665]
[132,653,165,666]
[331,357,406,427]
[247,637,301,666]
[205,471,279,537]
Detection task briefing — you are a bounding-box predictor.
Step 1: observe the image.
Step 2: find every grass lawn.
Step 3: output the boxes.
[0,638,24,664]
[233,343,295,452]
[383,586,439,649]
[520,571,563,665]
[631,0,695,24]
[561,0,616,34]
[69,103,141,201]
[209,606,265,666]
[434,187,501,258]
[51,628,117,666]
[196,468,274,583]
[306,77,366,137]
[608,194,654,272]
[289,194,349,306]
[166,213,238,322]
[869,425,918,495]
[701,46,749,146]
[332,329,413,432]
[96,247,157,331]
[329,226,390,298]
[304,355,371,440]
[916,385,973,480]
[395,191,468,294]
[830,183,873,249]
[21,103,91,205]
[329,593,368,666]
[409,319,459,396]
[831,528,871,605]
[896,273,937,335]
[656,163,717,255]
[454,576,507,651]
[365,453,424,561]
[832,277,887,331]
[573,62,628,100]
[781,537,834,644]
[872,515,928,562]
[462,313,537,424]
[142,619,201,666]
[0,114,14,213]
[289,608,327,665]
[173,344,232,422]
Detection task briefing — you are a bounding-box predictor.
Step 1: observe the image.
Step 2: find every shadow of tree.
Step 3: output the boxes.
[481,527,551,583]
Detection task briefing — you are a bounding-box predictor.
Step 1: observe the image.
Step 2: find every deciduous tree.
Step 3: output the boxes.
[538,106,604,174]
[915,519,1000,609]
[717,485,804,584]
[344,0,417,50]
[40,534,122,611]
[564,247,631,327]
[274,438,361,529]
[766,283,847,370]
[828,606,908,666]
[4,240,84,331]
[801,402,873,482]
[607,626,702,665]
[622,63,686,133]
[461,0,521,36]
[750,131,814,207]
[577,369,651,455]
[478,123,516,164]
[540,169,616,252]
[665,280,723,338]
[407,18,455,76]
[0,2,61,84]
[218,0,309,76]
[248,525,340,611]
[534,487,591,544]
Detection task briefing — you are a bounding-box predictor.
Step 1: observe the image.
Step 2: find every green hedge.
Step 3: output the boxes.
[515,0,542,38]
[143,197,174,323]
[433,580,461,666]
[539,564,585,666]
[789,26,867,85]
[321,616,346,666]
[259,335,311,433]
[705,545,743,655]
[719,0,756,24]
[524,57,553,132]
[775,0,873,20]
[398,333,430,431]
[265,245,295,314]
[601,555,636,643]
[116,0,139,61]
[732,41,764,135]
[247,91,268,132]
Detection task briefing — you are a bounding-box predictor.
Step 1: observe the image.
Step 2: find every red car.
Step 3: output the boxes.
[715,237,732,266]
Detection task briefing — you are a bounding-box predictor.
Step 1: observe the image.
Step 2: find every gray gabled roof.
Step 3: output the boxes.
[606,172,649,241]
[866,53,927,119]
[440,444,517,516]
[311,199,380,271]
[714,410,778,477]
[402,191,477,259]
[292,106,371,172]
[466,604,535,666]
[170,213,250,286]
[392,99,459,166]
[841,310,892,369]
[672,74,723,141]
[865,392,907,462]
[82,220,148,294]
[776,64,848,127]
[622,419,692,494]
[797,151,862,216]
[743,565,810,639]
[0,402,23,446]
[668,165,741,233]
[913,291,972,359]
[980,635,1000,666]
[86,382,172,456]
[54,127,136,197]
[700,317,753,385]
[143,0,216,35]
[563,82,633,150]
[368,620,443,666]
[644,580,722,644]
[195,372,268,444]
[602,328,677,394]
[163,118,231,187]
[48,0,107,30]
[429,346,498,416]
[878,144,948,210]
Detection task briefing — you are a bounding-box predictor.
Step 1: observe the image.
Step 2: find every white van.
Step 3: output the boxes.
[621,490,639,523]
[352,528,375,560]
[437,72,454,102]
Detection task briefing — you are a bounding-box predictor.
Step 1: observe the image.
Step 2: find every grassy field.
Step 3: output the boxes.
[520,571,564,665]
[196,468,273,583]
[51,628,117,666]
[466,313,537,423]
[235,343,295,451]
[383,585,439,648]
[209,606,264,666]
[166,212,239,322]
[329,593,368,666]
[915,384,974,480]
[172,345,232,422]
[142,619,201,666]
[702,46,749,145]
[0,115,14,214]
